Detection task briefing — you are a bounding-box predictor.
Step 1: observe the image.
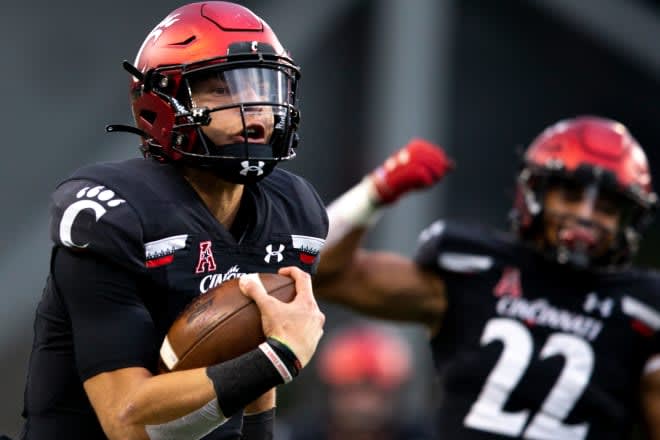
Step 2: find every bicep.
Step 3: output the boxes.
[314,247,446,327]
[53,247,158,380]
[52,247,161,438]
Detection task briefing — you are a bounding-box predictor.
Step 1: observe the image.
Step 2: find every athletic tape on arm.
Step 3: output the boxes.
[145,398,226,440]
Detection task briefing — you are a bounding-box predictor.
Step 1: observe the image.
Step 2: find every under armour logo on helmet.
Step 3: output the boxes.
[265,244,285,263]
[240,161,265,176]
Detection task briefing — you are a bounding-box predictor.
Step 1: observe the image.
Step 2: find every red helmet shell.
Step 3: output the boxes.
[133,2,287,74]
[524,116,653,199]
[318,326,412,390]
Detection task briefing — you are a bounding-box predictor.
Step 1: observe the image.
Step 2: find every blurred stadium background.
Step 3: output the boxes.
[3,0,660,437]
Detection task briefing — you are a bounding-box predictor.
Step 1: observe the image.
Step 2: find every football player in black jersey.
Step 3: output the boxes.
[314,117,660,439]
[20,2,328,440]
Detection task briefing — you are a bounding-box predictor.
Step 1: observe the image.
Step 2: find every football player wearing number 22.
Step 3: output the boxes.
[20,2,328,440]
[314,117,660,439]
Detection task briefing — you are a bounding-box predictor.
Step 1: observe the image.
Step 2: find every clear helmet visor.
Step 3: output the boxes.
[184,66,296,147]
[187,66,293,109]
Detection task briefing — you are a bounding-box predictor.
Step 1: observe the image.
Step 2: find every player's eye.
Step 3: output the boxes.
[212,86,230,96]
[595,193,622,216]
[557,180,584,202]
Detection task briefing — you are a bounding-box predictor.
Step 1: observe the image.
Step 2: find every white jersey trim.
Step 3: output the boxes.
[643,354,660,375]
[622,296,660,330]
[145,234,188,259]
[437,252,493,273]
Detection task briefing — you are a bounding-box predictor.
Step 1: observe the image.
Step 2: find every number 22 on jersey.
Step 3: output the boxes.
[464,318,594,439]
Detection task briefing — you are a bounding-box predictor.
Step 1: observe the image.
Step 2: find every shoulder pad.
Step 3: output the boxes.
[414,219,518,274]
[263,169,329,239]
[617,269,660,331]
[50,178,145,272]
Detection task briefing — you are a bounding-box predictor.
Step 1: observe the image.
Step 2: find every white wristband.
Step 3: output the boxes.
[259,342,293,384]
[325,177,383,245]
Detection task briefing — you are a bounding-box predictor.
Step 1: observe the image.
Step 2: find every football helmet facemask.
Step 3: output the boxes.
[512,116,657,270]
[123,1,300,183]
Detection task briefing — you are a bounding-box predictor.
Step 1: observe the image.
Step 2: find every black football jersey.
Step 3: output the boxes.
[21,158,328,439]
[414,220,660,440]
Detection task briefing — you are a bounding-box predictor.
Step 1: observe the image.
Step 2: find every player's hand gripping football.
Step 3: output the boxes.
[239,267,325,368]
[370,138,454,205]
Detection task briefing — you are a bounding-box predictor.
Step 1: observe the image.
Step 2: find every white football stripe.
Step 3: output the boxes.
[643,354,660,375]
[622,296,660,330]
[437,252,493,273]
[418,220,446,243]
[160,336,179,370]
[291,234,325,254]
[145,234,188,259]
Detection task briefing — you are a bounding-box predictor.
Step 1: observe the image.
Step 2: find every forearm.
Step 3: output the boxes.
[93,343,295,439]
[126,349,287,425]
[85,367,219,440]
[119,368,216,425]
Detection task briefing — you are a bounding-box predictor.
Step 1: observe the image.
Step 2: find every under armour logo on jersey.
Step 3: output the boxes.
[240,161,265,176]
[59,186,126,248]
[265,244,285,263]
[583,292,614,318]
[195,241,217,274]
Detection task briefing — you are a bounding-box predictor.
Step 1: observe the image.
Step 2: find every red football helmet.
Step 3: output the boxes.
[318,325,412,390]
[122,1,301,183]
[512,116,657,268]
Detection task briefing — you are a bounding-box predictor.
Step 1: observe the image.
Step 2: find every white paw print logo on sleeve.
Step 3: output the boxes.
[59,186,126,248]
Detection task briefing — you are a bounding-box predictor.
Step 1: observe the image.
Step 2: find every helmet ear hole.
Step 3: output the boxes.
[140,110,157,125]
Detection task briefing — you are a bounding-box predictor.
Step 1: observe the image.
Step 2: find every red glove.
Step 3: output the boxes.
[370,138,454,205]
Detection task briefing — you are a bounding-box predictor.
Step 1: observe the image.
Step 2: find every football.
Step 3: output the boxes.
[159,273,295,372]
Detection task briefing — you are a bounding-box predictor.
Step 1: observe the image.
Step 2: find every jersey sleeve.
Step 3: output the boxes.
[413,219,510,275]
[49,179,146,273]
[626,272,660,375]
[288,173,329,241]
[413,220,447,271]
[53,247,158,380]
[267,169,329,274]
[292,175,329,275]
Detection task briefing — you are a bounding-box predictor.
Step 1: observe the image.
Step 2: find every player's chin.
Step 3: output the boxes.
[590,239,616,259]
